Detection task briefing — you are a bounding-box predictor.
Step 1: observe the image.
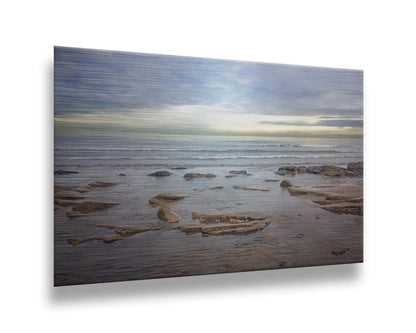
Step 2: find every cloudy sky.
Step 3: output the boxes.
[54,47,363,136]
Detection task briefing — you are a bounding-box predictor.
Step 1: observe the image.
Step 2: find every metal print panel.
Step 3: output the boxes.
[54,46,363,286]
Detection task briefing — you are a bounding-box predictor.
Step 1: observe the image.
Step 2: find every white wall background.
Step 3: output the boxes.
[1,0,415,332]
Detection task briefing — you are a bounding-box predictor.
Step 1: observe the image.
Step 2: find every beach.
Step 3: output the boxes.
[54,132,363,286]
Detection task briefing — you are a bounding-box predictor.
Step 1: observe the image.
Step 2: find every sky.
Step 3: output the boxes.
[54,47,363,137]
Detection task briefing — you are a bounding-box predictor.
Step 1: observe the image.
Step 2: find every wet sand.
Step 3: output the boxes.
[54,164,363,286]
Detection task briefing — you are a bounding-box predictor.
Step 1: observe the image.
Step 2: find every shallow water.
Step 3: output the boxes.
[54,132,363,286]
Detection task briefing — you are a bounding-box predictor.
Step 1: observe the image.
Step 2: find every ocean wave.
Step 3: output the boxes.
[57,154,361,161]
[65,157,134,160]
[55,147,351,154]
[54,160,356,169]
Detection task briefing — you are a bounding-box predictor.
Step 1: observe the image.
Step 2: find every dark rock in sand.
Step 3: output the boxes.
[193,186,224,192]
[225,175,236,178]
[54,199,80,207]
[296,166,307,174]
[180,224,203,234]
[305,165,361,177]
[229,170,251,175]
[280,180,293,187]
[67,236,125,246]
[170,167,188,170]
[324,169,347,177]
[55,185,89,193]
[157,206,180,223]
[119,173,126,176]
[181,212,270,236]
[54,191,84,201]
[184,173,216,180]
[54,170,79,175]
[276,165,297,176]
[149,193,189,206]
[347,161,363,175]
[54,204,65,211]
[88,181,118,188]
[180,221,270,236]
[307,165,343,175]
[68,224,178,246]
[265,179,279,182]
[233,185,270,192]
[201,222,270,236]
[321,203,363,216]
[332,248,350,256]
[71,201,119,213]
[66,201,119,218]
[196,213,267,224]
[99,224,168,236]
[307,166,323,174]
[148,170,172,177]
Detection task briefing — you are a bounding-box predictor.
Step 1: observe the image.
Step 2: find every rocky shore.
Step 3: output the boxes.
[276,161,363,177]
[55,161,363,247]
[288,185,363,216]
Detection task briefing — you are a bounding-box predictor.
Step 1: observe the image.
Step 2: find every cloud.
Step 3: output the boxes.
[54,47,363,135]
[259,118,363,128]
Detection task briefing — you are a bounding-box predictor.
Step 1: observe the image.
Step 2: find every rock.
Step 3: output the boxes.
[72,202,119,213]
[332,248,350,256]
[276,165,297,176]
[148,193,189,206]
[324,169,346,177]
[66,201,119,218]
[180,221,270,236]
[296,166,307,174]
[119,173,126,176]
[68,224,180,246]
[54,204,65,211]
[314,213,320,219]
[347,161,363,175]
[180,224,203,234]
[181,212,269,236]
[54,170,78,175]
[54,199,79,207]
[201,222,270,236]
[67,236,125,246]
[265,179,279,182]
[196,213,267,224]
[157,206,180,223]
[184,173,216,180]
[233,185,270,192]
[55,185,89,193]
[321,203,363,216]
[305,165,358,177]
[288,186,362,201]
[88,181,118,188]
[229,170,251,175]
[98,225,166,236]
[225,175,236,178]
[54,191,84,201]
[288,186,363,216]
[170,167,188,170]
[280,180,293,187]
[147,170,172,177]
[193,186,224,192]
[307,166,323,174]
